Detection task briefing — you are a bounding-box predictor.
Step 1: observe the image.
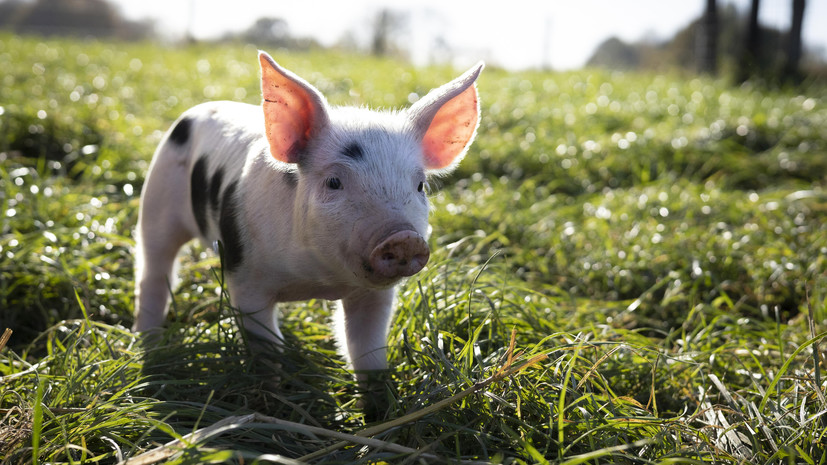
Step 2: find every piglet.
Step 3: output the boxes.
[133,51,483,383]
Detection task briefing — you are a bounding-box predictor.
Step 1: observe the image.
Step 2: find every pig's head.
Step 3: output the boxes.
[258,51,482,288]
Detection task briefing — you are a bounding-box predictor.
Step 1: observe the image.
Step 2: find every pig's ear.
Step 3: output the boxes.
[259,51,329,164]
[409,62,484,173]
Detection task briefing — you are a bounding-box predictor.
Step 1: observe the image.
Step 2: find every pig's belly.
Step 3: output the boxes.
[273,282,359,302]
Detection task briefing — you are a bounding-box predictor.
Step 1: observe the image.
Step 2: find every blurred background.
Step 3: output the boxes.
[1,4,826,461]
[0,0,825,83]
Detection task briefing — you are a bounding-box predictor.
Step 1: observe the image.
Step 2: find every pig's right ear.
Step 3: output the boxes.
[259,51,329,164]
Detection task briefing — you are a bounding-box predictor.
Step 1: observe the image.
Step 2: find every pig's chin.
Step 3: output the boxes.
[366,277,404,289]
[357,262,406,289]
[332,254,403,289]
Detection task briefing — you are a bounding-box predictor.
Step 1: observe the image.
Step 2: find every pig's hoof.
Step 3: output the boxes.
[133,326,165,347]
[356,369,395,422]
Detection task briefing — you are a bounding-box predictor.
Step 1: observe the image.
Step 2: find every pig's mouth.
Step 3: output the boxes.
[360,230,430,286]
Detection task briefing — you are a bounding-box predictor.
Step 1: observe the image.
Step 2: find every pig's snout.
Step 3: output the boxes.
[368,231,430,281]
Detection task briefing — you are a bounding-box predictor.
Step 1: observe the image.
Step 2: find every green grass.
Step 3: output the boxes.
[1,33,826,463]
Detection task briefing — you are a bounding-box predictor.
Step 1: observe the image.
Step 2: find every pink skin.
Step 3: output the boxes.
[367,230,431,283]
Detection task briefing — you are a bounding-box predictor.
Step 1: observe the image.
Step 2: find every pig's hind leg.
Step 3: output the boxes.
[228,281,284,346]
[133,138,199,333]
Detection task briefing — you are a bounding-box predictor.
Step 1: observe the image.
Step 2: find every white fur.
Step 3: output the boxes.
[133,55,483,377]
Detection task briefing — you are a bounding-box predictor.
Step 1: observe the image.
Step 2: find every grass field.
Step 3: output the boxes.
[1,33,826,463]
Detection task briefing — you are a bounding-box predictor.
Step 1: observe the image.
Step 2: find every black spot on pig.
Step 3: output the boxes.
[169,117,192,145]
[342,142,364,160]
[283,170,298,187]
[219,181,244,272]
[190,157,210,236]
[209,168,224,214]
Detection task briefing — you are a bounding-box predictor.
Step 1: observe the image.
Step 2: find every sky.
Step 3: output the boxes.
[111,0,827,70]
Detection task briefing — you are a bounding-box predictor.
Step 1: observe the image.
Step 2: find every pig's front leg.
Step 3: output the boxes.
[338,288,396,419]
[338,288,395,374]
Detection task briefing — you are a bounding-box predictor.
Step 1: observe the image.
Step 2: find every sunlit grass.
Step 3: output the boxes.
[1,33,826,463]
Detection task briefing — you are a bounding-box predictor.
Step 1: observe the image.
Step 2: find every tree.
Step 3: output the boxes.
[738,0,761,82]
[371,9,407,57]
[15,0,119,36]
[0,0,26,28]
[586,37,640,70]
[224,17,319,51]
[698,0,718,74]
[784,0,806,82]
[242,17,290,46]
[3,0,153,40]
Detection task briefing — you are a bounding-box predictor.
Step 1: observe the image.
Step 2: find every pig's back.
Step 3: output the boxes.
[159,101,271,260]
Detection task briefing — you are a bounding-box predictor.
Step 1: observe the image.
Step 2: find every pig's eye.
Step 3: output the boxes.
[417,181,425,193]
[326,177,343,190]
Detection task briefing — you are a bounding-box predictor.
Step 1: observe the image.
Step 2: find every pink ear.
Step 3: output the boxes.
[259,52,328,164]
[410,62,483,172]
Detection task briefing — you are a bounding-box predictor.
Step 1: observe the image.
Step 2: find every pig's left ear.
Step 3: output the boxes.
[408,62,484,173]
[259,51,329,164]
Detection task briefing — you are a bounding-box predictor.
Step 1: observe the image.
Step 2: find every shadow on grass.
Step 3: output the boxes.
[132,313,381,459]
